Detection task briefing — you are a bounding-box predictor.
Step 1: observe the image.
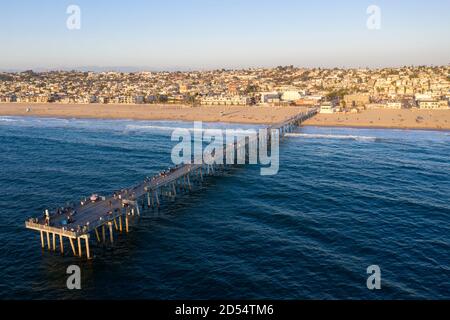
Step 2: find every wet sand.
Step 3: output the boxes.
[303,109,450,131]
[0,103,307,125]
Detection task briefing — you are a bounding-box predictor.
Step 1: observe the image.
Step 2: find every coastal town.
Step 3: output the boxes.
[0,66,449,114]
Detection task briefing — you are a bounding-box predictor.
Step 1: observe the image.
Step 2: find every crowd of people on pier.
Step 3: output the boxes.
[26,206,77,228]
[29,166,186,233]
[144,165,182,184]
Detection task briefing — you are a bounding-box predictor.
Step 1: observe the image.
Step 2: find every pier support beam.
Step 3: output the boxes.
[77,237,82,257]
[69,238,76,256]
[187,175,192,191]
[46,232,51,251]
[109,222,114,244]
[135,204,141,217]
[40,231,45,249]
[95,228,101,242]
[59,234,64,254]
[172,183,177,197]
[84,235,91,259]
[155,190,160,207]
[102,225,106,243]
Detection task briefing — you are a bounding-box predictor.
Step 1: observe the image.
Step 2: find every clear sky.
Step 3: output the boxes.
[1,0,449,70]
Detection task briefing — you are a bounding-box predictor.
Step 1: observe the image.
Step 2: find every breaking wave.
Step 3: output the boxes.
[125,124,261,136]
[285,133,378,142]
[125,124,186,132]
[0,117,20,123]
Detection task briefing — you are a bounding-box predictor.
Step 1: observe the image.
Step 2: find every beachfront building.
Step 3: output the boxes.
[260,92,281,104]
[415,93,433,101]
[97,96,109,104]
[281,91,302,102]
[418,100,449,110]
[344,94,370,108]
[366,102,403,109]
[0,95,16,102]
[200,95,251,106]
[118,96,134,104]
[320,102,338,114]
[295,95,322,107]
[179,84,191,94]
[133,95,145,104]
[145,95,157,103]
[16,95,49,103]
[386,102,403,109]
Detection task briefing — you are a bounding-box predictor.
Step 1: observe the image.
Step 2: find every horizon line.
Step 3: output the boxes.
[2,63,450,74]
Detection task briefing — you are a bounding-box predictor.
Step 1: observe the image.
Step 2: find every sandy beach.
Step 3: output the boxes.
[304,109,450,131]
[0,103,307,125]
[1,103,450,130]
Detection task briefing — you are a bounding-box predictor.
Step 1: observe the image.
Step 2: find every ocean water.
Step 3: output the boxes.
[0,116,449,300]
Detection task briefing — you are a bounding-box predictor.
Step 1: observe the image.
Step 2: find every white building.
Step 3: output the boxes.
[260,92,280,104]
[415,93,433,101]
[386,102,403,109]
[133,95,145,104]
[320,102,338,114]
[418,100,449,110]
[281,91,302,102]
[200,95,250,106]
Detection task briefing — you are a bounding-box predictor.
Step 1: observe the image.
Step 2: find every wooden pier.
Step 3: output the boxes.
[25,108,318,259]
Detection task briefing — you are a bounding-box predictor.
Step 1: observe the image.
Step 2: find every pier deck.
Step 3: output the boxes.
[25,108,317,259]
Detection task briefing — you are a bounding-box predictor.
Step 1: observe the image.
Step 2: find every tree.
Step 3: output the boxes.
[244,85,258,95]
[156,94,168,103]
[326,89,349,101]
[184,94,199,106]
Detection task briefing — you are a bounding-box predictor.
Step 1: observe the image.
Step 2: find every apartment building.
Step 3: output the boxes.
[200,95,251,106]
[418,100,449,110]
[344,94,370,108]
[320,102,339,114]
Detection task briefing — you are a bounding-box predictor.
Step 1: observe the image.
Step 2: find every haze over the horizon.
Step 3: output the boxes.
[1,0,449,71]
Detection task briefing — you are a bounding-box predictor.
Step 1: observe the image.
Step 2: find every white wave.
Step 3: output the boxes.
[0,117,19,122]
[0,116,262,136]
[285,133,378,142]
[125,124,185,132]
[125,124,260,136]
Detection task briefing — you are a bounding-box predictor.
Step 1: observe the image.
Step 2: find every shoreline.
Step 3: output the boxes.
[1,103,450,131]
[302,124,450,133]
[0,103,307,126]
[2,114,450,133]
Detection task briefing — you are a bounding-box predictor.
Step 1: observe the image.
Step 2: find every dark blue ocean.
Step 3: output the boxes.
[0,116,449,300]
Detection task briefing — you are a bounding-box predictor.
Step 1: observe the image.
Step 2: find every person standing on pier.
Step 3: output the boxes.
[44,210,50,226]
